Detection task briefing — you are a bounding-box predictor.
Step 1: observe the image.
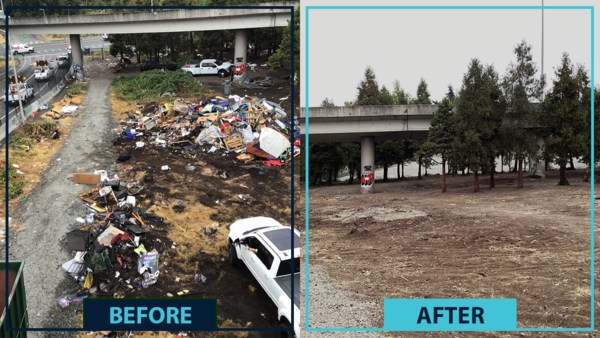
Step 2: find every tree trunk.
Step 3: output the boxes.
[512,155,518,173]
[545,153,549,171]
[500,154,504,173]
[383,165,388,182]
[584,166,590,183]
[397,163,400,180]
[559,163,569,185]
[189,31,194,55]
[328,170,332,185]
[418,156,422,179]
[442,156,447,193]
[402,161,405,178]
[474,171,479,193]
[334,168,338,182]
[425,165,428,176]
[490,159,495,188]
[462,168,465,175]
[518,159,524,189]
[569,152,575,170]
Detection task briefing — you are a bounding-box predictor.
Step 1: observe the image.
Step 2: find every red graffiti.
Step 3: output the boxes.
[361,173,374,187]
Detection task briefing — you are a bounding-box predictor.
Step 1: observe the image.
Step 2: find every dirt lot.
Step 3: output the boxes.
[4,57,298,338]
[302,169,597,337]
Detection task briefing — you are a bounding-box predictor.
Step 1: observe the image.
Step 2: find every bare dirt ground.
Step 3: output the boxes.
[301,169,598,338]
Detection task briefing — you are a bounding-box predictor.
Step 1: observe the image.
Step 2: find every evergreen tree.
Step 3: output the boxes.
[454,59,503,192]
[392,80,415,105]
[356,66,380,106]
[415,78,431,104]
[377,85,394,105]
[424,97,455,192]
[542,53,588,185]
[501,40,545,188]
[541,53,589,185]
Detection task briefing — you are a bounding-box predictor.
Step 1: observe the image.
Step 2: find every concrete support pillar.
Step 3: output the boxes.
[70,34,83,69]
[234,29,248,65]
[360,136,375,194]
[528,136,546,178]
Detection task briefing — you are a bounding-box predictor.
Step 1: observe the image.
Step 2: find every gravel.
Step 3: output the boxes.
[301,263,383,338]
[5,73,116,336]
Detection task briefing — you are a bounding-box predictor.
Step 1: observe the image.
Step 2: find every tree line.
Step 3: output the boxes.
[305,40,598,193]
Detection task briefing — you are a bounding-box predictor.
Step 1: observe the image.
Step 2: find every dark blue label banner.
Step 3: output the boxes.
[83,299,217,331]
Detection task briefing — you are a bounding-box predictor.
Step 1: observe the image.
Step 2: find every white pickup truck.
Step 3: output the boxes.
[228,217,300,338]
[181,59,232,78]
[34,61,57,81]
[2,83,34,105]
[11,44,34,55]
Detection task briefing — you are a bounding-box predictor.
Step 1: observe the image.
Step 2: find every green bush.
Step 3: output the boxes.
[0,166,28,201]
[112,69,207,102]
[66,82,88,96]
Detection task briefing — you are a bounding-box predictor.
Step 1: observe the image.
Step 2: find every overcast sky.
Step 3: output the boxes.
[301,0,597,107]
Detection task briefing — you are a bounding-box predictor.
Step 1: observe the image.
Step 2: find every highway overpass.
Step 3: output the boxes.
[8,2,298,70]
[300,105,437,194]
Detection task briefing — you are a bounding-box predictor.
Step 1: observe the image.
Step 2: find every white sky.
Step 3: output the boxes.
[301,0,597,107]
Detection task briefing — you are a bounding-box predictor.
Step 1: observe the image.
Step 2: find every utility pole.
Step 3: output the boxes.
[542,0,544,97]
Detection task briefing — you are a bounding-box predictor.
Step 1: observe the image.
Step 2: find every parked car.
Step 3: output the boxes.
[57,55,69,68]
[140,61,177,72]
[228,217,300,338]
[181,59,232,78]
[102,33,109,40]
[11,44,34,55]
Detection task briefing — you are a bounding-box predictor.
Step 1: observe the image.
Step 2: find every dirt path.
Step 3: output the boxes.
[302,170,598,338]
[5,73,116,335]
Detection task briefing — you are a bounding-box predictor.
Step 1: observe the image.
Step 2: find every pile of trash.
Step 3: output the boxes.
[118,94,300,166]
[56,94,299,308]
[59,166,168,307]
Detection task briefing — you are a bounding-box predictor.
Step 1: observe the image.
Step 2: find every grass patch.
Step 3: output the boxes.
[112,69,207,102]
[0,57,20,69]
[66,82,88,96]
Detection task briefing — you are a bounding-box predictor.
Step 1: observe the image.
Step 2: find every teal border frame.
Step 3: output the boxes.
[304,5,595,332]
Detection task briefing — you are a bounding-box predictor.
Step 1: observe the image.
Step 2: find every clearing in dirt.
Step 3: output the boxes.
[304,170,594,336]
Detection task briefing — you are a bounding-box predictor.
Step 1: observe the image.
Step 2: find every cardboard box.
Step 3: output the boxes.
[73,173,102,185]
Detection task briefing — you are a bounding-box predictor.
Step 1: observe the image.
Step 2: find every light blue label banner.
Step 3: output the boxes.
[384,299,517,331]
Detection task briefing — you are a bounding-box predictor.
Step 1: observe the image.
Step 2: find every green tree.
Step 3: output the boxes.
[391,80,415,105]
[454,59,503,192]
[542,53,588,185]
[581,86,598,182]
[415,78,431,104]
[267,8,299,84]
[377,85,394,105]
[501,40,545,188]
[424,97,455,192]
[355,66,380,106]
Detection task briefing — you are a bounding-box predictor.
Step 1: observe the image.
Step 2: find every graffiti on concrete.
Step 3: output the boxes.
[361,173,374,187]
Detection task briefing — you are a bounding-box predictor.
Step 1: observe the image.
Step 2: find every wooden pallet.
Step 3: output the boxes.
[245,106,267,127]
[223,134,245,152]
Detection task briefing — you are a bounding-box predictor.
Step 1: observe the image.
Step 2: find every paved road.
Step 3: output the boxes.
[1,36,112,126]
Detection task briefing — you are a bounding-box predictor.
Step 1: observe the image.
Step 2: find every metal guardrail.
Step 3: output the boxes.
[0,63,75,142]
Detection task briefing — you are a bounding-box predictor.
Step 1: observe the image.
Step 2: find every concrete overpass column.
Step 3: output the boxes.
[360,136,375,194]
[70,34,83,69]
[234,29,248,65]
[528,136,546,178]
